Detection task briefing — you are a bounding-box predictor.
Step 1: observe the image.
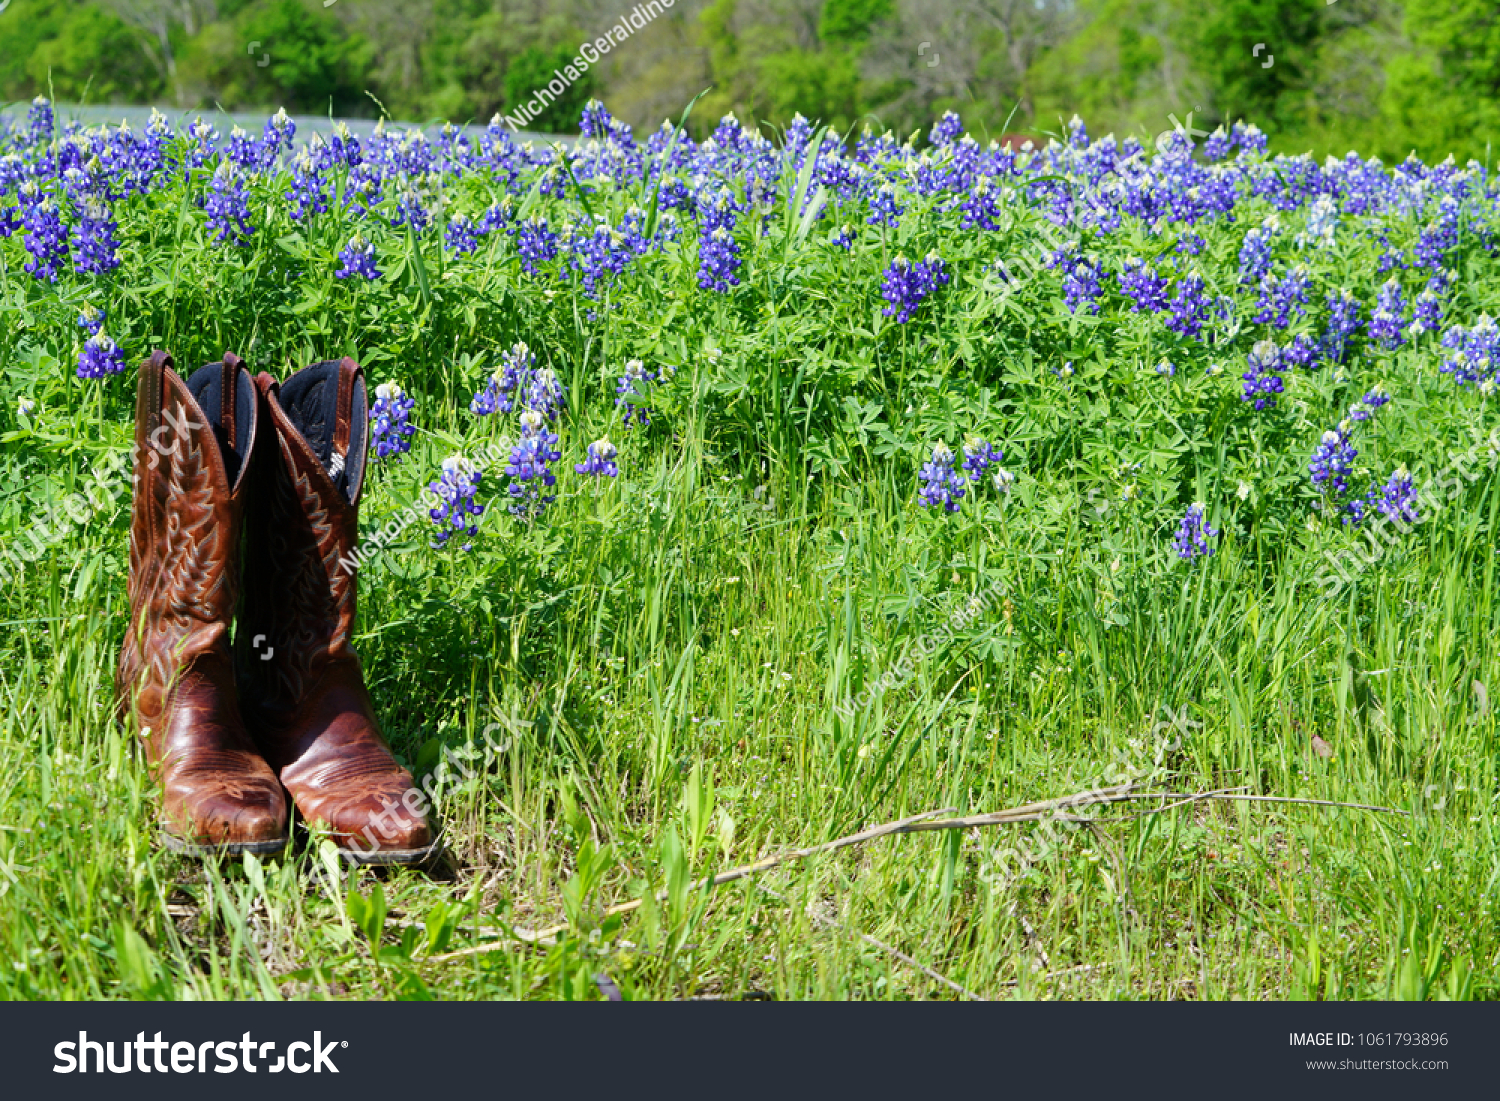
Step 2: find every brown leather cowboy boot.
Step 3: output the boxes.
[116,351,288,856]
[236,357,437,865]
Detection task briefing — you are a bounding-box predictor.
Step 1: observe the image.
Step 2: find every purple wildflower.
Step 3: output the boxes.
[1173,503,1218,559]
[335,234,381,280]
[371,382,416,461]
[1241,339,1284,409]
[615,359,655,429]
[1309,426,1357,495]
[203,160,254,246]
[575,437,620,478]
[881,252,949,324]
[71,197,120,275]
[506,410,561,520]
[961,437,1001,482]
[428,455,485,550]
[917,442,965,512]
[76,331,126,380]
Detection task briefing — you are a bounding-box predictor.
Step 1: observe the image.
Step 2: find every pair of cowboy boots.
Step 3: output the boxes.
[116,350,436,864]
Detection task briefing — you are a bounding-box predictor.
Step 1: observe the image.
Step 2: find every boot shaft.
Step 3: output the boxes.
[237,359,370,721]
[117,351,259,748]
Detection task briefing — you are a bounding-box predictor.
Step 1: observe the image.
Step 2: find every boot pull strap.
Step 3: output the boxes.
[220,351,242,451]
[139,350,173,439]
[332,356,362,460]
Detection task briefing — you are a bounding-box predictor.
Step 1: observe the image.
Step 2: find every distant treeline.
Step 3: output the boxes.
[2,0,1495,161]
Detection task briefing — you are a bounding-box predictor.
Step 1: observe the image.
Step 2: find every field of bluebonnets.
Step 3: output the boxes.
[1,94,1498,1000]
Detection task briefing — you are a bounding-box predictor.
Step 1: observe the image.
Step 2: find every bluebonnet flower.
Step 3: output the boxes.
[1233,123,1269,155]
[515,214,559,276]
[78,305,106,336]
[261,108,295,164]
[1318,289,1361,364]
[575,437,619,478]
[479,199,514,236]
[1203,126,1231,163]
[185,117,219,171]
[1296,195,1338,248]
[71,196,120,275]
[615,358,655,429]
[26,96,54,148]
[1173,503,1218,559]
[428,455,485,549]
[391,186,431,234]
[1238,221,1277,286]
[829,223,855,249]
[697,190,742,292]
[1119,257,1169,313]
[1368,277,1406,349]
[867,183,903,229]
[1415,196,1460,270]
[446,213,480,255]
[992,467,1016,495]
[335,234,381,280]
[930,111,963,147]
[1374,227,1407,275]
[1252,265,1309,328]
[1309,425,1357,495]
[523,366,567,422]
[567,216,636,299]
[225,126,260,169]
[285,156,328,223]
[506,409,561,519]
[1281,333,1317,370]
[1346,383,1390,423]
[1175,232,1206,256]
[371,381,416,460]
[960,176,1002,231]
[1165,275,1211,339]
[76,330,126,379]
[1438,314,1500,387]
[22,193,68,281]
[1066,113,1088,149]
[471,342,535,417]
[17,396,37,419]
[1409,289,1442,339]
[1059,254,1103,314]
[1364,465,1420,526]
[917,442,965,512]
[961,436,1001,482]
[1241,339,1284,409]
[203,160,254,246]
[580,100,614,141]
[1156,359,1176,377]
[880,252,949,324]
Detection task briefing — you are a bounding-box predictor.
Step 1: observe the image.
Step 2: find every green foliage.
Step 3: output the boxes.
[1186,0,1323,132]
[504,44,595,132]
[177,0,369,115]
[25,1,163,104]
[819,0,894,46]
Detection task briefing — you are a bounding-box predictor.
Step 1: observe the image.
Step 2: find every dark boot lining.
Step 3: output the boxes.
[185,362,255,489]
[277,360,365,503]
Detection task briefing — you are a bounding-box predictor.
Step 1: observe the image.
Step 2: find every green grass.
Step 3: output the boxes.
[1,411,1496,999]
[3,113,1500,1001]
